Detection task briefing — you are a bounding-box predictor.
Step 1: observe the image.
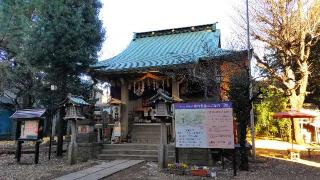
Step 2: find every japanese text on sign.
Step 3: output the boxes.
[174,102,234,149]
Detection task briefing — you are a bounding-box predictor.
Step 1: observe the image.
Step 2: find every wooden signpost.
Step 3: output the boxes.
[174,102,237,176]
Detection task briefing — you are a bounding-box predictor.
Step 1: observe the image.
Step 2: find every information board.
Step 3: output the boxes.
[174,102,234,149]
[20,120,39,139]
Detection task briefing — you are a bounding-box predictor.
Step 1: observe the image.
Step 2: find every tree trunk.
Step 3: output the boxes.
[57,75,67,156]
[239,109,250,170]
[289,95,305,144]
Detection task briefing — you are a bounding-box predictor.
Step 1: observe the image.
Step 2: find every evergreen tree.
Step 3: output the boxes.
[0,0,42,108]
[26,0,104,103]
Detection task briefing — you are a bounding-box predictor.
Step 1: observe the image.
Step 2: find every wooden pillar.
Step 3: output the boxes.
[121,81,129,140]
[171,78,179,98]
[57,111,64,157]
[35,141,40,164]
[16,141,23,162]
[171,77,180,141]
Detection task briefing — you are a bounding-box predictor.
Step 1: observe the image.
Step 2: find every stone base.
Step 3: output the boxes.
[68,142,78,165]
[77,132,97,143]
[177,148,213,166]
[77,142,103,162]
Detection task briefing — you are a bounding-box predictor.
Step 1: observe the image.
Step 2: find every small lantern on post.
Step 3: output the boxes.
[61,94,89,165]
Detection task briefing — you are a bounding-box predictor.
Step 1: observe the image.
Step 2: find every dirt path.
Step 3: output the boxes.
[103,156,320,180]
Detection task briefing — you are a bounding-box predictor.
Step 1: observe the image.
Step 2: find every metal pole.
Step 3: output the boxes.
[291,118,294,151]
[246,0,256,160]
[48,90,53,160]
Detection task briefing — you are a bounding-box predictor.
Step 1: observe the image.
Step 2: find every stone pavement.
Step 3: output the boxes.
[53,159,144,180]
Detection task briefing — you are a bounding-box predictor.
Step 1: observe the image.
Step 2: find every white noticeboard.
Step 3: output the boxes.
[174,102,234,149]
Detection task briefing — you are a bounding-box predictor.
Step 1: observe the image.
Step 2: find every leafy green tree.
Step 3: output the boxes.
[254,82,289,140]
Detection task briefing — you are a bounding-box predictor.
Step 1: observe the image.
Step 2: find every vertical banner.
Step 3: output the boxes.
[175,102,234,149]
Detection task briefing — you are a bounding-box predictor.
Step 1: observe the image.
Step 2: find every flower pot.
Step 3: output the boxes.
[191,169,208,177]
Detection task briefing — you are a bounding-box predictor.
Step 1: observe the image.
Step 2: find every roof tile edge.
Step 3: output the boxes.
[134,23,217,40]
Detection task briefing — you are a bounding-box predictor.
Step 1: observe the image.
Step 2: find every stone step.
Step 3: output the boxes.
[97,154,158,161]
[131,136,160,144]
[131,134,161,138]
[130,132,161,135]
[130,126,161,130]
[130,131,160,134]
[102,144,159,150]
[131,138,160,144]
[101,149,158,156]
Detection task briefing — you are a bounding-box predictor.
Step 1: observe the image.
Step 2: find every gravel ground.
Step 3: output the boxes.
[2,140,320,180]
[0,152,102,180]
[104,156,320,180]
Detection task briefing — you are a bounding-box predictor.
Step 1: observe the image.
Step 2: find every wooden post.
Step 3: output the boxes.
[16,141,23,162]
[68,119,78,165]
[120,81,129,140]
[48,115,52,160]
[57,111,64,157]
[221,149,225,169]
[175,148,179,163]
[233,148,237,176]
[35,141,40,164]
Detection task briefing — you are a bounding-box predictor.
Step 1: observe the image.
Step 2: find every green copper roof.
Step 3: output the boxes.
[69,96,89,106]
[94,23,243,73]
[60,95,90,107]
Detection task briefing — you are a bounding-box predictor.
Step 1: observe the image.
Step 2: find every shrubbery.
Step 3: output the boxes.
[254,83,290,140]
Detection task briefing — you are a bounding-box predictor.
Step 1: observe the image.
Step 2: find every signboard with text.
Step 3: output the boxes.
[174,102,234,149]
[20,120,39,139]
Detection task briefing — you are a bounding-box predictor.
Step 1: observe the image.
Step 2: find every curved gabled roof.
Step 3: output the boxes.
[93,23,243,73]
[10,109,46,119]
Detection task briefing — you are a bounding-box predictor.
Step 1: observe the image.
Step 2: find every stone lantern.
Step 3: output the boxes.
[148,89,183,168]
[61,94,89,164]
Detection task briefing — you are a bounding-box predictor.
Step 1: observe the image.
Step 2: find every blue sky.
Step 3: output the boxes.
[99,0,243,60]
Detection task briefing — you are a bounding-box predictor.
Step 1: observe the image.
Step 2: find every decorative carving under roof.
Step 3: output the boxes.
[148,89,183,104]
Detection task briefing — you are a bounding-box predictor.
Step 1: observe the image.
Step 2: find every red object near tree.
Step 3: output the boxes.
[273,110,316,151]
[191,169,208,177]
[273,110,315,119]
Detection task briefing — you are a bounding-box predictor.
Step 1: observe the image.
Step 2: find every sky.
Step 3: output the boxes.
[98,0,243,60]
